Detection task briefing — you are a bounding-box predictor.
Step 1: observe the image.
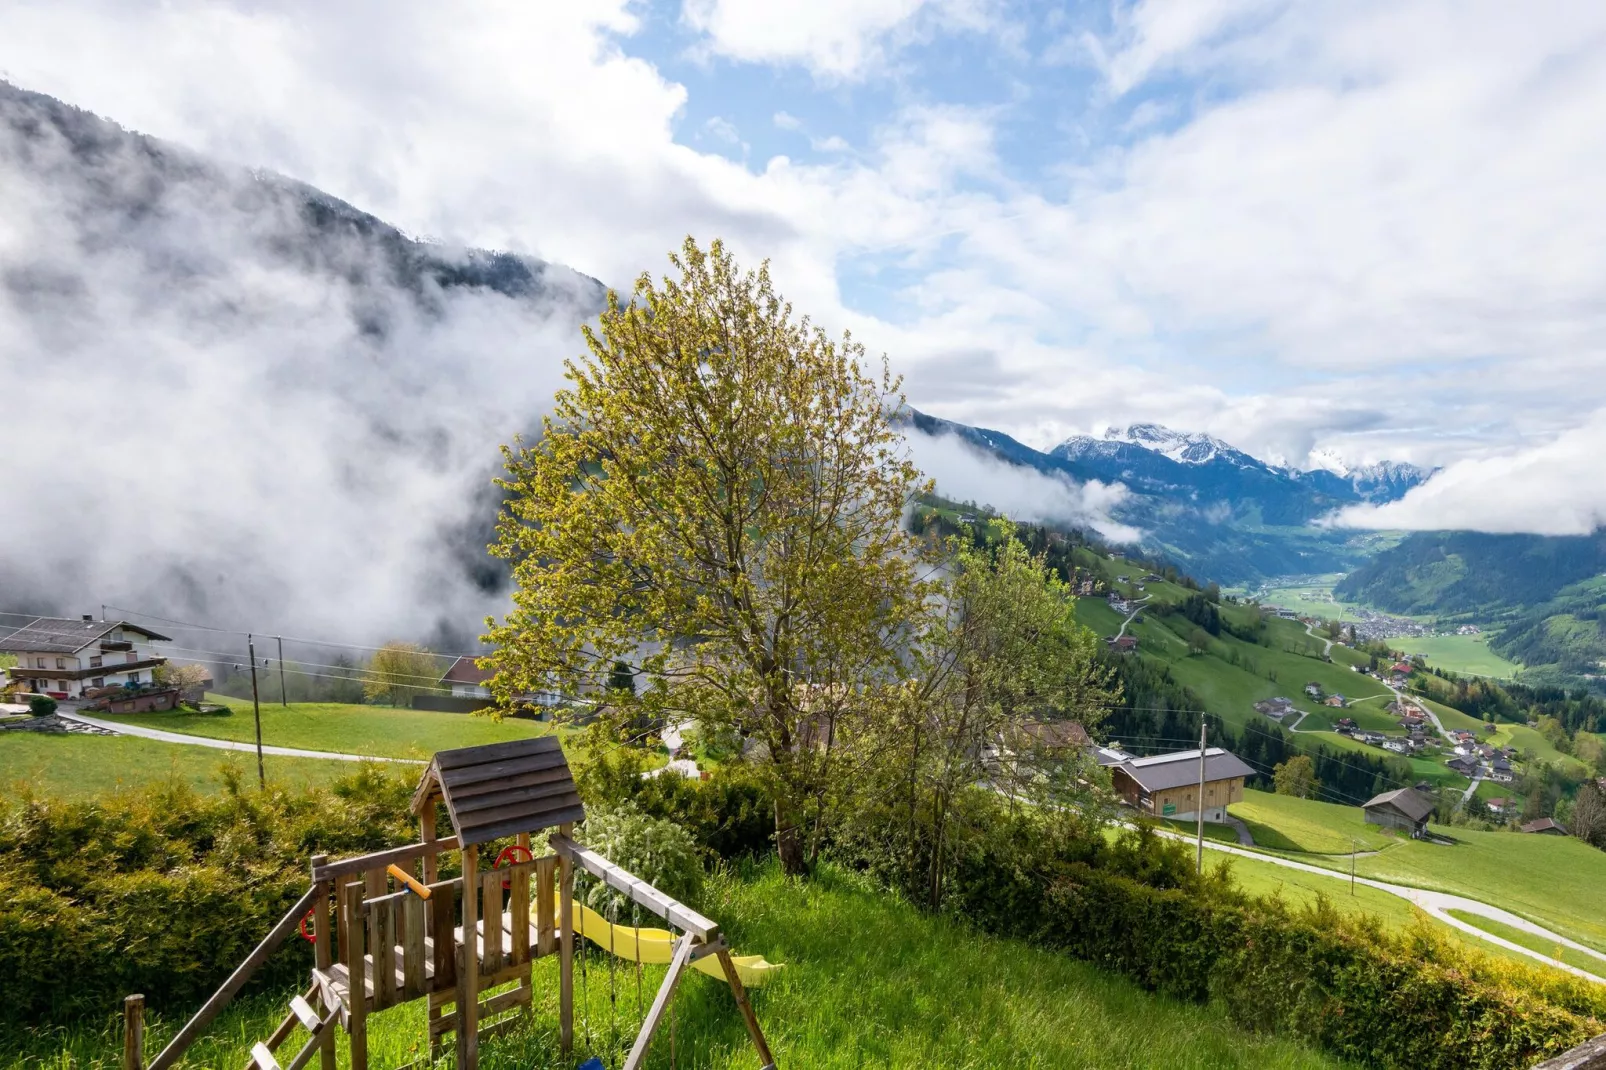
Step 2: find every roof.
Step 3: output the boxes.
[1015,720,1091,749]
[410,736,583,847]
[1521,818,1567,834]
[1116,748,1256,793]
[1362,787,1434,824]
[440,654,494,687]
[0,617,171,654]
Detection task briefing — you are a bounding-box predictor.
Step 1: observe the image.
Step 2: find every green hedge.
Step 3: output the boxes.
[940,815,1606,1070]
[0,767,417,1023]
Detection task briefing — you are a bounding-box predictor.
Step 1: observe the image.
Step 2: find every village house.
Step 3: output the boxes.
[1304,682,1323,698]
[1362,787,1434,838]
[0,616,171,699]
[1105,634,1138,654]
[1485,797,1508,815]
[1446,755,1479,776]
[1111,747,1255,823]
[1335,717,1357,733]
[1490,758,1514,783]
[1253,697,1296,721]
[1323,694,1347,707]
[440,656,492,699]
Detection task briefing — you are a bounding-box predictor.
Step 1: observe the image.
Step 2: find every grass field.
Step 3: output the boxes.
[1444,910,1606,977]
[1391,634,1520,679]
[1228,789,1394,854]
[0,865,1352,1070]
[0,731,355,799]
[102,696,556,760]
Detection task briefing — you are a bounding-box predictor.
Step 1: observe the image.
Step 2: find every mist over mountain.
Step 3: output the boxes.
[0,81,603,646]
[905,410,1425,583]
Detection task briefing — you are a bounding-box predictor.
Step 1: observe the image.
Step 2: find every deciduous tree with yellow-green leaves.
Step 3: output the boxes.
[486,237,932,874]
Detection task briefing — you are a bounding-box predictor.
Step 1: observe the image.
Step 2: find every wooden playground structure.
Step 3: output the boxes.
[121,737,775,1070]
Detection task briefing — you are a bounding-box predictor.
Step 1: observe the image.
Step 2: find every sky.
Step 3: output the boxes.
[4,0,1606,550]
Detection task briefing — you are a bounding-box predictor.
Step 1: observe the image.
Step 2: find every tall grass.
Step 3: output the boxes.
[0,864,1348,1069]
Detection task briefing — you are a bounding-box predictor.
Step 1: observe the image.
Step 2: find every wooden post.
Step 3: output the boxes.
[557,823,574,1054]
[122,994,144,1070]
[457,844,480,1070]
[420,806,438,886]
[717,949,776,1070]
[343,881,368,1070]
[621,934,697,1070]
[309,856,336,1070]
[1195,720,1208,874]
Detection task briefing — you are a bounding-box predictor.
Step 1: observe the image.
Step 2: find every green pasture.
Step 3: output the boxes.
[0,731,355,799]
[102,696,558,761]
[1391,634,1520,679]
[1443,911,1606,978]
[0,865,1352,1070]
[1228,789,1393,854]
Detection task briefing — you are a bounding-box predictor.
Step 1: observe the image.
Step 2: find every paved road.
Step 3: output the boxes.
[1160,829,1606,983]
[57,710,422,763]
[1114,596,1151,639]
[1304,621,1335,657]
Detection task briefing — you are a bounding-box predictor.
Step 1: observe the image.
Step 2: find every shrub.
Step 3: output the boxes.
[29,694,57,716]
[576,746,774,862]
[576,802,703,919]
[0,766,417,1024]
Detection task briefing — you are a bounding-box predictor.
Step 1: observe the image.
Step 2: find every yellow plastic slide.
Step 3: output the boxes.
[571,902,782,986]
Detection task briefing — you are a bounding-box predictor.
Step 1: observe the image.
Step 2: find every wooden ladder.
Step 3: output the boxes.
[246,986,339,1070]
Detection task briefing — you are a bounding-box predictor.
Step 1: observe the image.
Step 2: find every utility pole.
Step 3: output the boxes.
[1351,838,1358,895]
[247,634,265,790]
[1196,719,1208,874]
[276,636,288,707]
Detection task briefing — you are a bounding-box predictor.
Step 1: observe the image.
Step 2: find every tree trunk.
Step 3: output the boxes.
[774,795,808,876]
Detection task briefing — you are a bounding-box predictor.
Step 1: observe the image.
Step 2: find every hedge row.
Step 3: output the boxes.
[942,819,1606,1070]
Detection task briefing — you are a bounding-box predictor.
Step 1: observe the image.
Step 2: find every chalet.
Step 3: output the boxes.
[0,616,171,699]
[1335,717,1357,734]
[1489,758,1514,783]
[1390,661,1414,676]
[1446,755,1479,776]
[1304,682,1323,698]
[1111,747,1255,823]
[1382,739,1411,754]
[1105,635,1138,654]
[1362,787,1434,837]
[1520,818,1567,835]
[1485,797,1508,815]
[1323,694,1347,707]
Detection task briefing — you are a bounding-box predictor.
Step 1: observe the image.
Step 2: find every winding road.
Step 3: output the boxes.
[1155,829,1606,983]
[1303,620,1335,657]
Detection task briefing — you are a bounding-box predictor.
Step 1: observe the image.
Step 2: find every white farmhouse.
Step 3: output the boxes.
[1,616,171,699]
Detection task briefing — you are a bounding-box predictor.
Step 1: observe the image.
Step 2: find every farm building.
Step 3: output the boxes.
[1521,818,1568,835]
[1112,747,1254,823]
[1362,787,1434,837]
[0,616,170,699]
[1105,635,1137,654]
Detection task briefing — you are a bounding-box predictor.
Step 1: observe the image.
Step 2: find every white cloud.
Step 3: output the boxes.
[1330,413,1606,536]
[772,110,804,130]
[906,430,1141,543]
[682,0,930,80]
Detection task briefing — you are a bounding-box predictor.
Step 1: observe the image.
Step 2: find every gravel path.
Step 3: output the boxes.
[56,710,422,763]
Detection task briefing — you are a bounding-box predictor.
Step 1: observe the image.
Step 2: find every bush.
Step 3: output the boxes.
[29,694,57,716]
[575,746,774,862]
[576,802,703,918]
[0,767,417,1024]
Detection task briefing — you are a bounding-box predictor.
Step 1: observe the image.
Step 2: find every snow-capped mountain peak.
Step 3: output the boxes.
[1102,423,1246,466]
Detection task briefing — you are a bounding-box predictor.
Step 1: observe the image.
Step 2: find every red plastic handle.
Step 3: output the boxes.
[494,844,535,888]
[298,908,317,944]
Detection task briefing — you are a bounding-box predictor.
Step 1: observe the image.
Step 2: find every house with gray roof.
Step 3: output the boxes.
[1111,747,1256,824]
[1362,787,1434,838]
[1,616,171,699]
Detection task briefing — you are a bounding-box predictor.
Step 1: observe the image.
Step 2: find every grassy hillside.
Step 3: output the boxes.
[1,865,1352,1070]
[102,695,556,760]
[0,732,355,798]
[1229,789,1393,854]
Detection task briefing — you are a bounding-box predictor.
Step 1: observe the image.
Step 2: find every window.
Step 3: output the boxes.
[35,657,45,669]
[57,680,68,692]
[56,658,66,670]
[127,672,141,685]
[125,652,137,664]
[92,677,104,689]
[90,655,102,668]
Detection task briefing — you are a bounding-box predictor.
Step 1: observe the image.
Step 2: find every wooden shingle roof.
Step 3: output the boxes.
[410,736,584,847]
